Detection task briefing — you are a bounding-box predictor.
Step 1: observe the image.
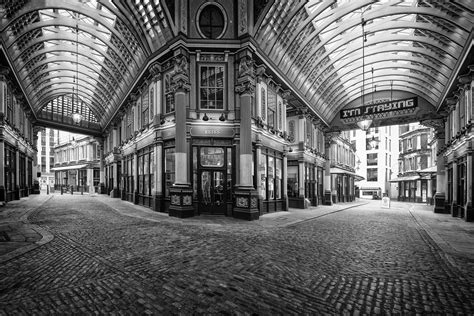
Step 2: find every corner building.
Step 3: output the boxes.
[99,1,334,219]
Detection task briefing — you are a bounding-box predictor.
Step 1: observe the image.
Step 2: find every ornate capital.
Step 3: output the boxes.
[235,81,255,95]
[172,76,190,93]
[324,131,340,147]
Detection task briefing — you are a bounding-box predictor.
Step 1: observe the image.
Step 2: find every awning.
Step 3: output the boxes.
[50,164,88,171]
[330,167,365,181]
[389,175,420,182]
[358,187,381,191]
[418,166,437,175]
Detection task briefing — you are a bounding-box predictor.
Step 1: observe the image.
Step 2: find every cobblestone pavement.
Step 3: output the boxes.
[1,195,473,315]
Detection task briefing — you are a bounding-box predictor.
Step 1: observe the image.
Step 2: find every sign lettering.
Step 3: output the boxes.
[340,97,417,119]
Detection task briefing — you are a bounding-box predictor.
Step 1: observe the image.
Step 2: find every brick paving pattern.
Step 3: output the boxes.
[0,195,473,314]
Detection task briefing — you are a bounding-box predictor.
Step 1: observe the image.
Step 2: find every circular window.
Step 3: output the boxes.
[197,3,227,39]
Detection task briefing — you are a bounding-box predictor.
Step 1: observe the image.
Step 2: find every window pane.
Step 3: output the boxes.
[200,147,224,167]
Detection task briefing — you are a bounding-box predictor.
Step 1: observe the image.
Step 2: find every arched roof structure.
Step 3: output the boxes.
[0,0,473,134]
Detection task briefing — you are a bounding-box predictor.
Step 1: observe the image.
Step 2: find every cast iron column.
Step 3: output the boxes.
[168,52,194,218]
[233,54,259,220]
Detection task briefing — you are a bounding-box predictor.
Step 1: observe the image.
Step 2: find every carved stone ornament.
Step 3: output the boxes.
[172,77,191,93]
[149,62,162,80]
[174,55,188,77]
[420,119,445,131]
[235,81,255,95]
[236,196,249,208]
[183,195,192,206]
[238,56,255,78]
[238,0,248,36]
[171,194,180,206]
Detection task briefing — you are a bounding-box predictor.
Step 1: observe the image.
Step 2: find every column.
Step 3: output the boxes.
[97,140,105,194]
[323,132,339,205]
[415,179,421,203]
[427,178,433,205]
[283,149,288,211]
[14,146,19,200]
[153,141,164,212]
[451,159,458,217]
[111,127,120,198]
[466,152,473,221]
[168,51,194,218]
[233,54,259,220]
[133,148,138,204]
[0,75,5,202]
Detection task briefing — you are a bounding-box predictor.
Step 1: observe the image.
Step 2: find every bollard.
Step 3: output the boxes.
[47,185,49,195]
[71,186,73,195]
[61,186,63,195]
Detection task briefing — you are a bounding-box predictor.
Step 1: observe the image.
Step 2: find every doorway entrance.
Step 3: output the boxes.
[199,170,226,214]
[194,145,232,215]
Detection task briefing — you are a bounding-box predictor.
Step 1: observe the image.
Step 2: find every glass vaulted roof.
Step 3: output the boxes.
[0,0,473,133]
[255,0,474,124]
[0,0,172,132]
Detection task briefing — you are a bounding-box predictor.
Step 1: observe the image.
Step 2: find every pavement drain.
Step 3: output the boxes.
[0,231,10,242]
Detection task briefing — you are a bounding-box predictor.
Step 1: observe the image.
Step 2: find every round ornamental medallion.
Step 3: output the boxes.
[197,3,227,39]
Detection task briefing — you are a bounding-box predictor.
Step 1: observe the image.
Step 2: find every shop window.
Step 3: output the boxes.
[142,89,149,127]
[126,107,133,137]
[275,158,282,199]
[165,148,175,197]
[138,147,153,197]
[164,72,175,113]
[200,65,224,110]
[287,166,298,197]
[149,88,154,118]
[278,101,283,130]
[367,168,378,181]
[259,152,267,200]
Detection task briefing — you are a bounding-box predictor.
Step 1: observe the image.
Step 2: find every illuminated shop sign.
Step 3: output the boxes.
[340,97,417,119]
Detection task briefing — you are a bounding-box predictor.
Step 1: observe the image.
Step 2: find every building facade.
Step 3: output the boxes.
[52,133,100,193]
[392,124,435,204]
[36,128,56,190]
[0,67,38,202]
[432,66,474,221]
[350,126,399,200]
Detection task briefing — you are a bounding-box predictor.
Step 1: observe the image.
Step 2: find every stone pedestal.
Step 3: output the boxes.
[323,189,332,205]
[465,202,473,222]
[169,185,194,218]
[434,193,448,213]
[233,187,259,220]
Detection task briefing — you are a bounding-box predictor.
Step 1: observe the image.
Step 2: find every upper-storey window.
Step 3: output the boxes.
[141,89,149,128]
[261,87,266,120]
[164,72,175,113]
[199,65,224,110]
[267,88,276,129]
